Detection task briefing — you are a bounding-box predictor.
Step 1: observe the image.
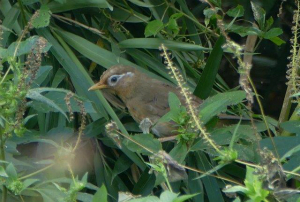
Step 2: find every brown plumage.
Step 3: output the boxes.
[89,65,202,137]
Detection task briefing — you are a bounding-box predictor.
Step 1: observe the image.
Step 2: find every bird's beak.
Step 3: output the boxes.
[88,82,109,91]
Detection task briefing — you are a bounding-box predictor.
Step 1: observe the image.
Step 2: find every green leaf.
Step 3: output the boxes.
[111,155,132,183]
[81,172,88,184]
[53,0,66,3]
[281,144,300,162]
[166,13,183,37]
[195,152,224,202]
[167,18,180,36]
[123,133,162,155]
[191,123,267,151]
[169,143,188,163]
[174,193,199,202]
[6,163,17,180]
[1,36,51,58]
[26,89,69,120]
[170,13,183,20]
[1,6,21,46]
[47,0,112,13]
[159,191,178,202]
[158,93,186,124]
[244,166,269,201]
[265,17,274,30]
[31,5,51,28]
[281,121,300,134]
[22,179,39,191]
[55,29,160,80]
[132,168,155,196]
[203,8,217,19]
[92,184,107,202]
[111,8,150,23]
[226,5,244,17]
[227,24,262,37]
[199,91,246,124]
[23,0,40,5]
[194,35,225,99]
[250,1,266,29]
[0,166,8,177]
[128,0,154,7]
[127,196,160,202]
[32,66,52,87]
[263,28,283,39]
[208,0,221,7]
[269,36,285,46]
[77,193,94,202]
[119,38,210,51]
[51,69,67,88]
[30,91,97,114]
[260,136,300,160]
[144,20,164,37]
[186,155,204,202]
[168,92,181,111]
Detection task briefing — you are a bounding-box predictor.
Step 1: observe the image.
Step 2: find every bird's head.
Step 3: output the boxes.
[88,65,137,93]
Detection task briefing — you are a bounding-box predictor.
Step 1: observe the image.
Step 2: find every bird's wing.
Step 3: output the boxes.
[102,89,126,109]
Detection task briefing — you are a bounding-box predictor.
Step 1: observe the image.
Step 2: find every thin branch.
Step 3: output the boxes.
[52,14,104,36]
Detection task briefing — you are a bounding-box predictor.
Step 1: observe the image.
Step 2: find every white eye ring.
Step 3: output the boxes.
[108,75,121,86]
[107,72,134,86]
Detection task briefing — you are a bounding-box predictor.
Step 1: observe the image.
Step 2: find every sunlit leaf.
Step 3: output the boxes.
[93,184,108,202]
[144,20,164,37]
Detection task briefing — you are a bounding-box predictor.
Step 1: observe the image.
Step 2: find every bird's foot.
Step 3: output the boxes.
[139,118,153,134]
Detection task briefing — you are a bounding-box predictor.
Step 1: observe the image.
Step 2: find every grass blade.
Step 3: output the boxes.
[194,35,225,99]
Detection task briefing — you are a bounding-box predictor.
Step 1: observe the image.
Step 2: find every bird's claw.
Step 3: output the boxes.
[139,118,153,134]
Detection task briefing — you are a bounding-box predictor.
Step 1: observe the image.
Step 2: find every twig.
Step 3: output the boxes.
[19,163,56,180]
[51,14,104,36]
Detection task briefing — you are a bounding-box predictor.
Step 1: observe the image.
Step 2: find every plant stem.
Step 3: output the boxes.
[247,76,280,159]
[279,85,292,124]
[18,163,55,180]
[169,5,218,37]
[0,129,7,202]
[17,0,27,25]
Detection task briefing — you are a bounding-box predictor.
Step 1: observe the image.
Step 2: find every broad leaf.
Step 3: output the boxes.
[227,5,244,17]
[145,20,164,37]
[123,134,161,155]
[93,185,108,202]
[198,91,246,124]
[0,36,51,58]
[31,5,51,28]
[251,1,266,29]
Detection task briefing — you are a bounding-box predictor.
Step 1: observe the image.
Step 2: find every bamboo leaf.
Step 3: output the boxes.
[47,0,112,13]
[119,38,210,51]
[194,35,225,99]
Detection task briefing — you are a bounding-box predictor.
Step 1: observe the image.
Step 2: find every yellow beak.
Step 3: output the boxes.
[88,83,109,91]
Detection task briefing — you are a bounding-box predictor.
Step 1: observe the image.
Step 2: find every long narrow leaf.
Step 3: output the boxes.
[119,38,211,51]
[194,35,225,99]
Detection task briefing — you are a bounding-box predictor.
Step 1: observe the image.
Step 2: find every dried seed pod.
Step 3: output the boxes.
[105,121,122,149]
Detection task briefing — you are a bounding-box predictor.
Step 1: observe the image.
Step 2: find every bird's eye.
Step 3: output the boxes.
[108,75,120,86]
[110,76,118,83]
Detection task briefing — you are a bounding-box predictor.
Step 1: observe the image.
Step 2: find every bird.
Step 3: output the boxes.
[88,64,203,138]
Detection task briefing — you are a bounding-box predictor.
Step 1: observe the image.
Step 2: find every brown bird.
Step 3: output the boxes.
[88,65,202,137]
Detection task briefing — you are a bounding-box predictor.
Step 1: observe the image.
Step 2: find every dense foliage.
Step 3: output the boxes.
[0,0,300,201]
